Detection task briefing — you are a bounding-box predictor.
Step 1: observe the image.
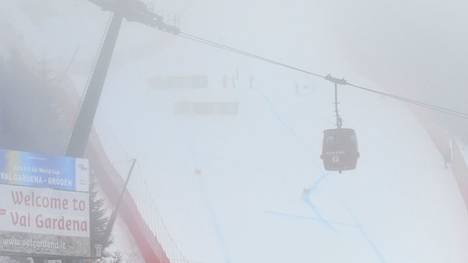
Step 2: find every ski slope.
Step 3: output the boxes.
[97,57,468,263]
[2,1,468,262]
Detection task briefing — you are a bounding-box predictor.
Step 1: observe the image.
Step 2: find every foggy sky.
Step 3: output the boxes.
[2,1,468,262]
[3,0,467,120]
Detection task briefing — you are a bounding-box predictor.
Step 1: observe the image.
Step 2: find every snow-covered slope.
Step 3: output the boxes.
[3,1,468,262]
[102,61,468,263]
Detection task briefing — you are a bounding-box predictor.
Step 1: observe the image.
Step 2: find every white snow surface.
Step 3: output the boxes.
[2,1,468,263]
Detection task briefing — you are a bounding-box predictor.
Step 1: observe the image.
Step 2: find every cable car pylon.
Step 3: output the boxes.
[64,1,179,262]
[67,0,179,157]
[321,75,360,173]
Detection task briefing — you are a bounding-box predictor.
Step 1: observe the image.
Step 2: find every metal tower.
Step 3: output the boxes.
[66,0,179,157]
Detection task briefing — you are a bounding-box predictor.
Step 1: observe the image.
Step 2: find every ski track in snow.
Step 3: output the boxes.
[266,170,389,263]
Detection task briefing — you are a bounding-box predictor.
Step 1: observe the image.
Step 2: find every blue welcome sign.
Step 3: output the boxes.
[0,149,89,192]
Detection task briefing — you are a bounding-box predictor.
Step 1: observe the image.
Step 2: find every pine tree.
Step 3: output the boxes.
[89,179,113,258]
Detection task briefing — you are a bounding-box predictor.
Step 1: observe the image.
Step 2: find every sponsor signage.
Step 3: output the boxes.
[149,75,208,90]
[0,150,90,258]
[0,149,89,192]
[174,101,239,116]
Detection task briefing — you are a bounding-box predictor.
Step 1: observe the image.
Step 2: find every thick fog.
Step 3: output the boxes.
[2,0,467,139]
[1,1,468,263]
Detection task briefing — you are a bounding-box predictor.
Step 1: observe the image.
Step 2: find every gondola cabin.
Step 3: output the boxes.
[321,128,360,172]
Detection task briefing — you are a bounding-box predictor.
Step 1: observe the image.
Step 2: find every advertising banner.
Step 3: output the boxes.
[0,149,89,192]
[0,150,90,258]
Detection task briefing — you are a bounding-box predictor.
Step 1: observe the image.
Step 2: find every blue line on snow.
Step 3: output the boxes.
[198,176,233,263]
[254,87,301,139]
[344,205,388,263]
[178,124,233,263]
[302,195,336,231]
[356,223,388,263]
[308,172,328,192]
[301,172,336,230]
[265,210,357,228]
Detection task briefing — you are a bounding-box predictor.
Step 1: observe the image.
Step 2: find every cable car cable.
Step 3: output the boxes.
[346,81,468,119]
[86,0,468,118]
[174,31,468,120]
[179,32,324,78]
